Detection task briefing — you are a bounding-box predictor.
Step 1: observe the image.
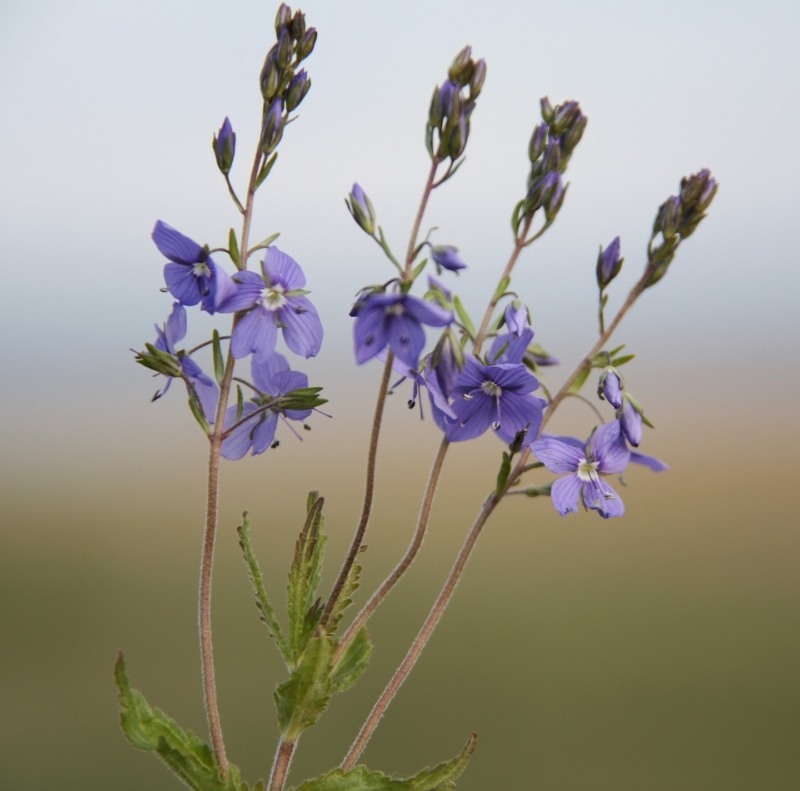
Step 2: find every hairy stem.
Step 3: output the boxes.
[341,492,500,770]
[320,352,394,627]
[333,436,450,663]
[267,738,297,791]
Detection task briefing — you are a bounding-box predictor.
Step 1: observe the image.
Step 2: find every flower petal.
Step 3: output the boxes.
[152,220,204,264]
[531,436,583,473]
[280,297,323,358]
[231,306,277,359]
[551,474,582,515]
[263,247,306,290]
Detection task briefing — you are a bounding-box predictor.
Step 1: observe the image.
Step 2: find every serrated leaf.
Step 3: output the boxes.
[568,366,591,395]
[452,296,475,339]
[212,330,225,386]
[115,653,252,791]
[325,560,361,636]
[290,733,477,791]
[287,495,327,660]
[330,628,372,694]
[274,633,334,740]
[228,228,240,267]
[237,513,292,666]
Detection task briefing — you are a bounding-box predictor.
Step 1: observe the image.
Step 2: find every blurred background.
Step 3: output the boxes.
[1,0,798,788]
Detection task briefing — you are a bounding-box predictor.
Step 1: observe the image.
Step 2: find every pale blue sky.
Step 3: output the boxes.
[1,0,797,454]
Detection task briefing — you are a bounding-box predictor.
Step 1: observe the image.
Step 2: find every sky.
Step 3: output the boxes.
[1,1,799,789]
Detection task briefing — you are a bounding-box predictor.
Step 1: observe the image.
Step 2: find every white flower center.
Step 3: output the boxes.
[481,380,502,397]
[576,457,600,483]
[263,284,287,311]
[385,303,405,317]
[191,262,210,278]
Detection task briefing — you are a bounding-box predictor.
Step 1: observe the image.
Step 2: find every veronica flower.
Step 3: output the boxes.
[352,292,453,374]
[221,352,313,460]
[445,357,546,445]
[430,244,467,274]
[152,302,219,423]
[217,247,323,359]
[152,221,232,313]
[531,421,631,518]
[488,327,534,365]
[619,397,642,446]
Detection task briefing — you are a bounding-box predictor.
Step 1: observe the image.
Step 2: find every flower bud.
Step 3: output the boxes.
[619,398,643,447]
[274,3,292,36]
[504,301,528,338]
[212,117,236,175]
[540,96,555,124]
[544,175,566,222]
[599,368,622,408]
[551,100,580,134]
[346,183,376,235]
[596,236,623,288]
[438,79,459,120]
[290,9,306,42]
[260,49,281,101]
[298,27,317,60]
[448,45,473,84]
[431,244,467,274]
[528,123,548,163]
[448,112,469,158]
[285,69,311,111]
[276,29,293,69]
[541,139,562,174]
[261,98,285,154]
[470,59,487,97]
[561,112,587,157]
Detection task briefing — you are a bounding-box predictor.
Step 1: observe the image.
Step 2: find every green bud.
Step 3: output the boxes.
[276,29,293,69]
[448,45,473,84]
[528,123,548,163]
[297,28,317,60]
[540,96,555,124]
[290,9,306,42]
[275,3,292,36]
[469,59,487,97]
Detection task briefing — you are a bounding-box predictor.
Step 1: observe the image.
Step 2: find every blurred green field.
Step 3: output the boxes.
[2,398,798,790]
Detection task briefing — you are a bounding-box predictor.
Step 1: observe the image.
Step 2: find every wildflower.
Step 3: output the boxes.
[619,397,642,446]
[531,421,631,518]
[153,221,232,313]
[217,247,323,359]
[430,244,467,275]
[346,183,376,235]
[599,369,623,409]
[504,302,528,338]
[445,357,546,445]
[221,352,313,460]
[151,302,219,422]
[352,292,453,374]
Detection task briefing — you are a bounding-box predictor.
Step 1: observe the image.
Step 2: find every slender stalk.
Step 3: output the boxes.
[267,738,297,791]
[320,352,395,627]
[341,492,500,770]
[197,137,267,778]
[404,157,440,275]
[333,436,450,663]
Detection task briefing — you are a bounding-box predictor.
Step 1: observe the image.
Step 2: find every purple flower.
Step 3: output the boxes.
[531,421,631,518]
[445,357,546,445]
[430,244,467,274]
[488,327,534,365]
[217,247,323,360]
[152,302,219,423]
[221,352,312,460]
[153,221,232,313]
[352,292,453,374]
[346,183,376,235]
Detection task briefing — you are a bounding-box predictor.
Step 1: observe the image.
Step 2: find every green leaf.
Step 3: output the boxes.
[115,653,253,791]
[287,494,327,660]
[491,276,510,304]
[409,257,428,283]
[330,627,372,694]
[249,231,281,254]
[237,513,292,666]
[228,228,240,268]
[290,733,477,791]
[212,330,225,386]
[568,365,591,394]
[325,559,361,636]
[610,353,635,367]
[255,152,278,189]
[452,296,475,339]
[495,451,512,495]
[274,632,334,740]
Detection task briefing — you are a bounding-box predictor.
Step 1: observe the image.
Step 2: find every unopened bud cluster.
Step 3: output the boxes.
[645,168,718,287]
[513,98,587,234]
[258,3,316,155]
[426,45,486,162]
